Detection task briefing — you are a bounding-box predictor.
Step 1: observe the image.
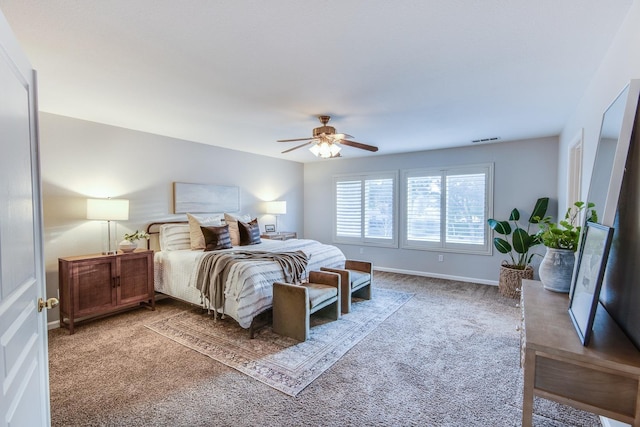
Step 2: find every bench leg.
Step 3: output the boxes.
[272,282,310,342]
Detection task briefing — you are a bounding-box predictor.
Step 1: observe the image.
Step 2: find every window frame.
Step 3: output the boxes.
[332,171,399,248]
[400,163,494,255]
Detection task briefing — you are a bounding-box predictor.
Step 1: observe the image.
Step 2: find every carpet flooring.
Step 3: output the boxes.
[145,288,412,396]
[47,272,602,426]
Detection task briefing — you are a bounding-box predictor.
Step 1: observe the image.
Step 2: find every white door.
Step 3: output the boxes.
[0,11,51,427]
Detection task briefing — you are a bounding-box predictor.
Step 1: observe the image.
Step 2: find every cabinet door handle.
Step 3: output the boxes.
[117,276,121,287]
[112,277,116,288]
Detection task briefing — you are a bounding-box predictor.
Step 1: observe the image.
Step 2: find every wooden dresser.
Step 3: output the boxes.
[58,250,154,334]
[521,279,640,426]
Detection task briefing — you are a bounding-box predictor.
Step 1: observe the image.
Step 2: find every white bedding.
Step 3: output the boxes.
[154,238,346,328]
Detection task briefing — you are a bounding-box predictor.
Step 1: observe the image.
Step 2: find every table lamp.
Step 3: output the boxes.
[87,198,129,254]
[266,200,287,232]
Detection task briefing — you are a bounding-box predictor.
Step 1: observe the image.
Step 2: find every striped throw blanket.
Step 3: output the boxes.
[195,250,309,318]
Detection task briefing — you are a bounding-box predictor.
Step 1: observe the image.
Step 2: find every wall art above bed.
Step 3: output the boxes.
[173,182,240,214]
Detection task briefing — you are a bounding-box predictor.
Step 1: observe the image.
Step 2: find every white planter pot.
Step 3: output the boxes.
[539,248,576,293]
[118,240,138,253]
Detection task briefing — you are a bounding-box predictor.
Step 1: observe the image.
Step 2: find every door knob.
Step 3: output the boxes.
[38,297,59,312]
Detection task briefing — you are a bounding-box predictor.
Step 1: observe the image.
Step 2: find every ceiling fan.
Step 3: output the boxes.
[278,115,379,158]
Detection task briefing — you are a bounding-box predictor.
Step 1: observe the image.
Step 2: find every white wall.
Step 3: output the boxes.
[40,112,303,323]
[39,114,558,323]
[559,0,640,209]
[304,137,559,284]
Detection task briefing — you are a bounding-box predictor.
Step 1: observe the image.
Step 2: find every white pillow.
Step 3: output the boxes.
[187,213,223,250]
[159,224,191,251]
[224,213,252,246]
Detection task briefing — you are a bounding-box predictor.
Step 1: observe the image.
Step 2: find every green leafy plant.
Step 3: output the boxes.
[536,201,597,252]
[487,197,549,269]
[123,230,150,242]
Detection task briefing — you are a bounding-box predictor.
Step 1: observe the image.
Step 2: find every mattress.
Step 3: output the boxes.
[153,238,346,328]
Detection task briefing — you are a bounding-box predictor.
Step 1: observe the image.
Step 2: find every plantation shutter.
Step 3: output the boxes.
[445,172,486,245]
[364,177,394,239]
[336,180,362,238]
[402,164,492,254]
[334,173,397,246]
[406,175,441,242]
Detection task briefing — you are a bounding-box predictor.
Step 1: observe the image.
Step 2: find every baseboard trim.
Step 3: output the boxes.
[373,266,498,286]
[47,320,59,330]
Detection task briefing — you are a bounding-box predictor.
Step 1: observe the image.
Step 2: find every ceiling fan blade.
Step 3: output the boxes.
[277,137,314,142]
[332,133,354,140]
[281,141,313,154]
[341,139,379,152]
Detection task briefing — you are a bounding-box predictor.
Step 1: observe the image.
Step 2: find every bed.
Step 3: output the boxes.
[147,220,346,332]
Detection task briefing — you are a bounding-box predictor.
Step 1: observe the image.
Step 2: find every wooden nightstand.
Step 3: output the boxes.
[261,232,297,241]
[58,250,154,334]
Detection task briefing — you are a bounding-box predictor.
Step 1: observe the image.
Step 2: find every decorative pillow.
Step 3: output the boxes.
[238,218,261,246]
[224,213,252,246]
[159,224,191,251]
[200,225,232,251]
[187,213,223,250]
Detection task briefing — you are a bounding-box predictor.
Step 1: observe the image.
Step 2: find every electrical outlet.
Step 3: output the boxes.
[359,247,364,254]
[438,254,444,262]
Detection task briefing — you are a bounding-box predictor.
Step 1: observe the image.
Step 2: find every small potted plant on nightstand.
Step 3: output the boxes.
[535,201,597,293]
[119,230,150,253]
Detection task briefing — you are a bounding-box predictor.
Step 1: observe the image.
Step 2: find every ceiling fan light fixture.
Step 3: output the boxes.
[309,140,341,158]
[309,143,321,156]
[281,115,377,158]
[317,141,332,158]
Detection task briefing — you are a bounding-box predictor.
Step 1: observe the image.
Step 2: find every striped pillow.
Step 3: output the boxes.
[159,224,191,251]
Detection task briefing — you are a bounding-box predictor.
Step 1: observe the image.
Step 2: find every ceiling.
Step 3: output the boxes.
[0,1,633,163]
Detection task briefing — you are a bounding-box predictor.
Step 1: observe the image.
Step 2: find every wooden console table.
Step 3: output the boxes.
[521,279,640,426]
[59,250,154,334]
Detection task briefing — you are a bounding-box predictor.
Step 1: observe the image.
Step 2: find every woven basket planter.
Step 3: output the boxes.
[498,265,533,299]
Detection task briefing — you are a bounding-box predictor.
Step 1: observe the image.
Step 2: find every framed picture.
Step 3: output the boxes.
[173,182,240,214]
[265,224,276,233]
[568,222,614,346]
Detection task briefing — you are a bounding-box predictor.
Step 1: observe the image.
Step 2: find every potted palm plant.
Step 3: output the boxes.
[536,201,597,293]
[487,197,549,298]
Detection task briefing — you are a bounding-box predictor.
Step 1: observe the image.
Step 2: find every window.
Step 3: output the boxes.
[333,172,398,247]
[402,164,493,254]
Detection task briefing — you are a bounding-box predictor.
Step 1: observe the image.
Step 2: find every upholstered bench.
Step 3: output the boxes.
[272,270,341,342]
[321,260,372,313]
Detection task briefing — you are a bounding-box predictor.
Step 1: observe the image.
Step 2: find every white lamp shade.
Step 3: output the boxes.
[87,198,129,221]
[266,200,287,215]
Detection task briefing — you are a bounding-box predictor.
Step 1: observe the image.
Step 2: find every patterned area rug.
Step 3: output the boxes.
[146,288,412,396]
